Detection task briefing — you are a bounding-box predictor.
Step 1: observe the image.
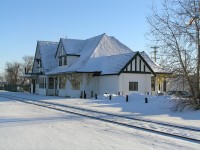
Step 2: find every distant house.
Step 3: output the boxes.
[27,33,169,98]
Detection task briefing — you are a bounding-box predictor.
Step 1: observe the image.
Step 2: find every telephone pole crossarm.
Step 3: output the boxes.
[151,46,159,62]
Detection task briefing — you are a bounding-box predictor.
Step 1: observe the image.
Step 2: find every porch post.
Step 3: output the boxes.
[46,76,48,95]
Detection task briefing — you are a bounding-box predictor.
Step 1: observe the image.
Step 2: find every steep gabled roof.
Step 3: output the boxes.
[37,41,58,73]
[60,38,85,55]
[90,34,132,58]
[35,34,168,76]
[47,33,133,75]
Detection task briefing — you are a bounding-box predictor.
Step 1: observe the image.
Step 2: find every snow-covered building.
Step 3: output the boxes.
[28,33,168,98]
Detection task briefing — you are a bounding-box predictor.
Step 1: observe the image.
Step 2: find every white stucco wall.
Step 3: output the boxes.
[79,74,99,98]
[97,75,119,95]
[64,78,81,98]
[67,90,81,98]
[46,89,55,96]
[39,73,152,98]
[58,78,68,97]
[38,88,46,95]
[58,89,67,97]
[35,84,39,94]
[119,73,151,95]
[31,84,33,93]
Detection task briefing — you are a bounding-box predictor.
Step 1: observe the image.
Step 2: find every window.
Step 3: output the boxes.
[129,82,138,91]
[163,80,167,92]
[64,56,67,65]
[38,60,41,68]
[59,76,66,89]
[59,58,62,66]
[36,59,41,68]
[39,77,45,88]
[48,77,54,89]
[58,56,67,66]
[151,76,155,91]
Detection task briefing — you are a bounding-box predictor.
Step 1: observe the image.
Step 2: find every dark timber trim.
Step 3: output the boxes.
[130,61,132,71]
[118,52,156,76]
[55,39,61,58]
[32,42,39,74]
[121,71,151,74]
[66,54,80,56]
[99,73,118,76]
[135,56,137,71]
[138,52,156,76]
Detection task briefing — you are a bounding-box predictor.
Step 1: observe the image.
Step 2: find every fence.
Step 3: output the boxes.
[4,84,30,92]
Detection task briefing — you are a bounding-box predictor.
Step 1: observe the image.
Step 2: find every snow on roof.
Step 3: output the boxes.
[78,52,136,75]
[61,38,85,55]
[47,34,103,74]
[38,41,58,73]
[47,34,134,75]
[90,34,133,58]
[35,34,169,76]
[140,51,169,73]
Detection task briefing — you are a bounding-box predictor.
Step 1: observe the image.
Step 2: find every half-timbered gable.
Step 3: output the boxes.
[119,52,155,75]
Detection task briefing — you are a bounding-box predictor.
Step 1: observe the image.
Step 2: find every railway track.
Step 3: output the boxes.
[0,93,200,144]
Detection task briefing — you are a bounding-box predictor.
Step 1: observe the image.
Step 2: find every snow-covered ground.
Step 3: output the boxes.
[0,91,199,149]
[4,91,200,129]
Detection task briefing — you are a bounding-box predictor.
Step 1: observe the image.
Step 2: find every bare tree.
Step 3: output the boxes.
[20,55,34,86]
[3,56,34,92]
[0,73,5,82]
[5,62,21,85]
[147,0,200,110]
[22,55,34,74]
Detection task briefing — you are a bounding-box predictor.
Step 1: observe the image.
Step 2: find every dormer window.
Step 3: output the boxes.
[58,55,67,66]
[36,59,41,68]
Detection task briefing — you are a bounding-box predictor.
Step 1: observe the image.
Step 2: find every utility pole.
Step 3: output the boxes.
[151,46,159,62]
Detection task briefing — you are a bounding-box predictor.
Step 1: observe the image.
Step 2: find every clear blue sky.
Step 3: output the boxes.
[0,0,157,73]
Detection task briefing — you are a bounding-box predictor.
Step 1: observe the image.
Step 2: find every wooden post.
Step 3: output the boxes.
[145,97,148,103]
[91,91,93,98]
[80,91,83,98]
[84,91,86,99]
[109,95,111,100]
[95,93,97,99]
[126,95,128,102]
